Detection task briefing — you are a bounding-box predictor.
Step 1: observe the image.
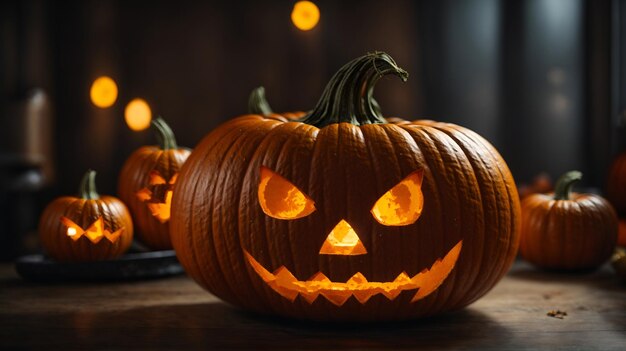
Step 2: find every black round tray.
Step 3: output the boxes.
[14,250,184,282]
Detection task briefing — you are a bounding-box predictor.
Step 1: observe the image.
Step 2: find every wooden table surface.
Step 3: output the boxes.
[1,259,625,350]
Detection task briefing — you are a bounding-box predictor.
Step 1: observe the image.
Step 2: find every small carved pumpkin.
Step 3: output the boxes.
[39,170,133,262]
[170,52,520,321]
[520,171,618,270]
[118,118,190,249]
[607,152,626,217]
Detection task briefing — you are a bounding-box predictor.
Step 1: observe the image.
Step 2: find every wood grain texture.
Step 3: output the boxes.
[1,260,624,350]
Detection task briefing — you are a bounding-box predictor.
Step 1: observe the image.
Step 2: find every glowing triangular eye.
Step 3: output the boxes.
[371,170,424,226]
[258,166,315,220]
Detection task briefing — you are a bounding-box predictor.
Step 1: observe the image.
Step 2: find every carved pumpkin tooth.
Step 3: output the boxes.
[352,290,374,304]
[394,272,411,284]
[381,288,402,300]
[320,290,352,306]
[347,272,368,285]
[274,267,297,285]
[104,228,125,243]
[299,291,320,304]
[309,272,330,282]
[267,281,298,302]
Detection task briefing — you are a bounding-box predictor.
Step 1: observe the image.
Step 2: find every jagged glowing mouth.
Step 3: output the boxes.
[244,240,462,306]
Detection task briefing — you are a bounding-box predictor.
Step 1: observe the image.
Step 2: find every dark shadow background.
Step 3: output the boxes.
[1,0,625,258]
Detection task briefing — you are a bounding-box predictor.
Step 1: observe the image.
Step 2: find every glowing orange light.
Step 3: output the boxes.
[245,241,462,306]
[371,171,424,226]
[291,1,320,31]
[136,171,178,223]
[144,190,173,223]
[90,76,118,108]
[67,227,78,237]
[60,216,124,244]
[124,98,152,131]
[258,166,315,219]
[319,220,367,255]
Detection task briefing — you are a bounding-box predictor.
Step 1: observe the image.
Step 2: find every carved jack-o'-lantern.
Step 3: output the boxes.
[170,52,520,321]
[39,170,133,262]
[136,171,178,223]
[118,118,190,249]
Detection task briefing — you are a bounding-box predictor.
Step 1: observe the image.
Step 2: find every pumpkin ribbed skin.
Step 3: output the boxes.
[118,145,189,249]
[519,192,617,270]
[39,172,133,262]
[170,115,520,321]
[171,53,520,321]
[607,152,626,217]
[117,118,191,250]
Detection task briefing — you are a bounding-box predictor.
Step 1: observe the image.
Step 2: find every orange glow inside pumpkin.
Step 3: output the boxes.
[60,216,124,244]
[371,171,424,226]
[319,220,367,255]
[245,241,462,306]
[136,171,178,223]
[258,166,315,220]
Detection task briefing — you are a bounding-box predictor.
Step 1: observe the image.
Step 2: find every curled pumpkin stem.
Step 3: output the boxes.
[152,117,178,150]
[78,169,100,200]
[248,86,274,115]
[554,170,582,201]
[299,51,408,128]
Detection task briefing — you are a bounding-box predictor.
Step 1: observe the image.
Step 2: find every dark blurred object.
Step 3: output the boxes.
[611,247,626,278]
[618,219,626,247]
[518,173,553,200]
[606,152,626,217]
[15,250,183,282]
[0,90,52,261]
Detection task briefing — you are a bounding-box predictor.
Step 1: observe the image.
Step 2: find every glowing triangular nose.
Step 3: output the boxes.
[319,220,367,255]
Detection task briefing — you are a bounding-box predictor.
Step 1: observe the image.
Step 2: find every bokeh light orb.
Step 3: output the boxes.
[291,1,320,31]
[90,76,118,108]
[124,98,152,131]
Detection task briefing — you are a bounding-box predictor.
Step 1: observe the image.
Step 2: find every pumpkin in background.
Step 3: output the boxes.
[520,171,618,271]
[607,152,626,217]
[39,170,133,262]
[118,118,190,249]
[247,86,305,119]
[612,247,626,279]
[170,52,520,321]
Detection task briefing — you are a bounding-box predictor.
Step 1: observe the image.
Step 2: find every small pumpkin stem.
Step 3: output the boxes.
[151,117,178,150]
[299,51,408,128]
[554,171,582,200]
[248,86,273,115]
[78,169,99,200]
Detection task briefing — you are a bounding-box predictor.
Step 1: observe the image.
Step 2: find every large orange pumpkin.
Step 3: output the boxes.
[118,118,190,249]
[170,52,520,321]
[607,152,626,217]
[39,170,133,262]
[520,171,618,270]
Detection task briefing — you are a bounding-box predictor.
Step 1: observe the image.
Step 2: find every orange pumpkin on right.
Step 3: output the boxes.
[520,171,618,271]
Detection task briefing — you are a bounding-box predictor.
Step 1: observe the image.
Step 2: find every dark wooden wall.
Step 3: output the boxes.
[1,0,621,196]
